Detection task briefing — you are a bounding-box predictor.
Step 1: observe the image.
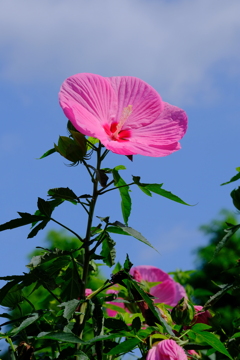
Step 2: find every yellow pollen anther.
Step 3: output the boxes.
[113,105,133,136]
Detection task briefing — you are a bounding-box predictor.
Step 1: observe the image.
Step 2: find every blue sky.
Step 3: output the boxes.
[1,0,240,304]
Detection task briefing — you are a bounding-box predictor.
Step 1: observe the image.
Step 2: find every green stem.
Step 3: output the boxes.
[99,182,134,195]
[6,337,16,356]
[50,217,83,242]
[81,144,102,298]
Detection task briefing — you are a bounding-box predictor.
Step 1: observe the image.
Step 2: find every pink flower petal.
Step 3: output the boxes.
[147,340,187,360]
[130,265,187,307]
[130,265,170,283]
[59,73,117,138]
[59,73,188,157]
[151,280,177,307]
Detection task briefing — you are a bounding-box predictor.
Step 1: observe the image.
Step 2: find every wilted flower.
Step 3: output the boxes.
[147,339,187,360]
[59,73,187,157]
[192,305,212,325]
[130,265,187,307]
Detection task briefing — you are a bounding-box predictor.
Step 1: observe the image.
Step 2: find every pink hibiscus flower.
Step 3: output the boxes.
[106,266,186,317]
[147,339,187,360]
[130,265,187,307]
[59,73,187,157]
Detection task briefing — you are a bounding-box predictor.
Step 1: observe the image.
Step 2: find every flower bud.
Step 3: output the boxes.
[231,188,240,211]
[171,297,195,325]
[54,134,87,164]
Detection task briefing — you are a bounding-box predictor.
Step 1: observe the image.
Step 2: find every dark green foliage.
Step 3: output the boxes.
[189,211,240,337]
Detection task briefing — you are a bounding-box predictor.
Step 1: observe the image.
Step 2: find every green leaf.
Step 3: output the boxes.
[87,136,99,150]
[123,254,133,272]
[204,283,234,309]
[10,312,39,335]
[38,331,85,344]
[107,338,140,355]
[74,350,90,360]
[100,234,116,267]
[132,176,190,205]
[27,219,49,239]
[38,147,56,159]
[0,283,23,308]
[230,332,240,339]
[112,169,131,225]
[48,187,78,205]
[114,165,126,171]
[191,328,233,359]
[191,324,212,331]
[107,226,130,236]
[129,280,174,336]
[212,224,240,259]
[131,316,141,332]
[221,170,240,186]
[113,221,157,251]
[58,299,80,321]
[37,197,53,217]
[104,318,129,332]
[0,213,46,232]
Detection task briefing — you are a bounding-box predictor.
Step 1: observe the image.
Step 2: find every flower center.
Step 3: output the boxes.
[104,105,132,141]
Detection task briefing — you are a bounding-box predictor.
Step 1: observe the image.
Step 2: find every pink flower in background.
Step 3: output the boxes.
[147,339,187,360]
[59,73,187,157]
[130,266,187,307]
[193,305,212,325]
[85,288,93,297]
[106,289,127,317]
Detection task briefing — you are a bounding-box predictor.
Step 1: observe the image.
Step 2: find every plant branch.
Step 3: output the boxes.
[50,217,83,242]
[99,182,134,195]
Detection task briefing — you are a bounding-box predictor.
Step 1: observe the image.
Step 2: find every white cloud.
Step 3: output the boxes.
[0,0,240,104]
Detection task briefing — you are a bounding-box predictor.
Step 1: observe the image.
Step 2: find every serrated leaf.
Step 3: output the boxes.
[100,234,116,267]
[191,328,233,359]
[204,283,234,309]
[107,226,130,236]
[37,197,53,217]
[0,213,46,232]
[10,312,39,335]
[132,176,190,205]
[123,254,133,272]
[58,299,80,321]
[129,280,174,336]
[107,338,140,355]
[0,283,23,308]
[113,221,157,251]
[112,169,131,225]
[27,219,49,239]
[221,170,240,186]
[146,184,190,205]
[38,331,85,344]
[38,147,56,159]
[48,187,78,204]
[212,224,240,259]
[27,249,71,268]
